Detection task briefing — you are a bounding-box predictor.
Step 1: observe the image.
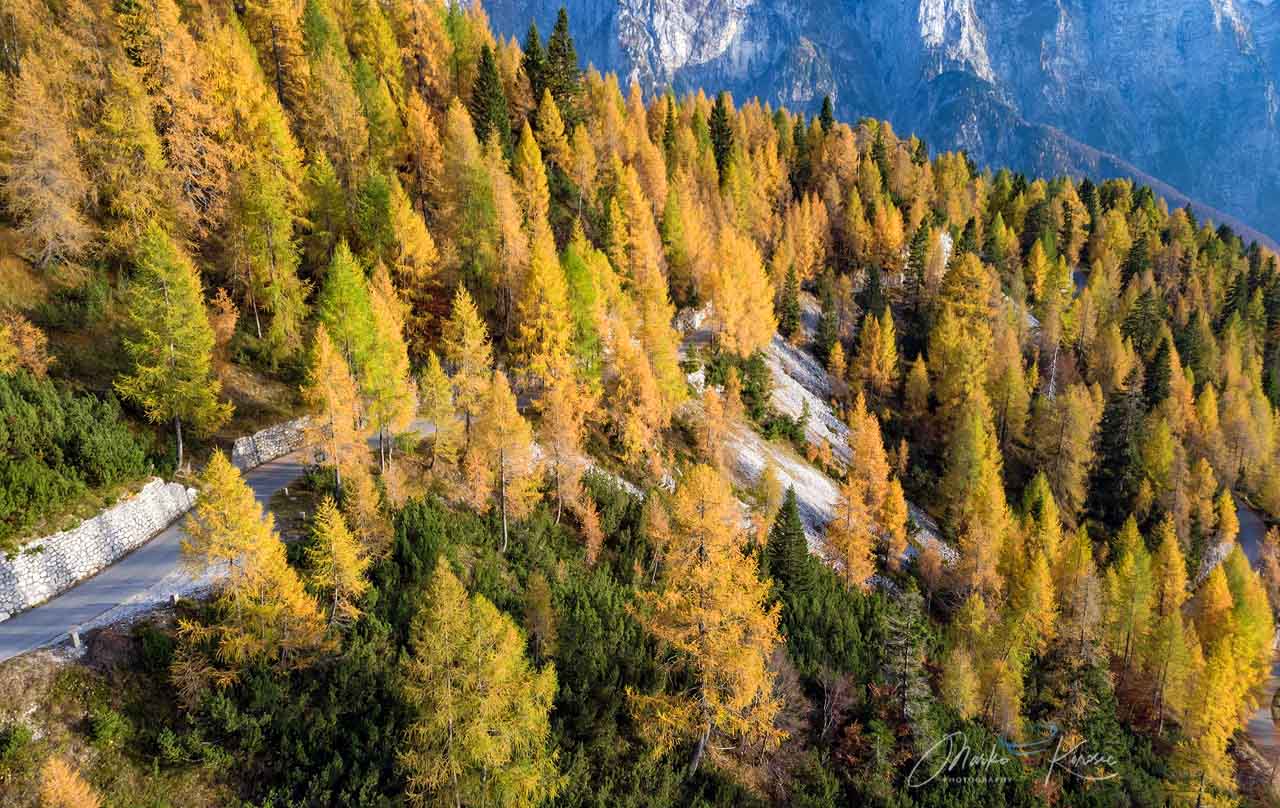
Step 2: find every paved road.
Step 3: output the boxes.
[1237,495,1280,769]
[0,451,308,662]
[0,419,444,663]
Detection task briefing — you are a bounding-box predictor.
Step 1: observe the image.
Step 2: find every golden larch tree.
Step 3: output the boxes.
[364,265,417,469]
[180,452,326,670]
[1105,517,1153,677]
[418,350,461,469]
[399,559,559,808]
[539,374,591,523]
[514,219,574,389]
[441,285,494,443]
[709,226,776,357]
[305,496,371,627]
[512,120,550,224]
[303,324,365,495]
[39,757,100,808]
[468,371,540,552]
[630,464,784,774]
[116,222,233,470]
[941,391,1011,596]
[824,470,876,590]
[1195,564,1235,652]
[0,63,92,267]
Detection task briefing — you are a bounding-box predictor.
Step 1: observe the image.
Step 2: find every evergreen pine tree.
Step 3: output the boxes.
[860,264,885,317]
[871,125,889,190]
[790,115,811,193]
[522,23,547,109]
[906,224,929,308]
[709,92,734,185]
[778,265,801,339]
[816,271,839,362]
[1120,234,1151,285]
[469,44,509,151]
[1080,178,1099,232]
[662,95,678,171]
[766,488,811,596]
[956,217,979,256]
[1144,337,1173,410]
[882,587,936,746]
[546,7,580,119]
[1089,369,1146,528]
[819,95,834,133]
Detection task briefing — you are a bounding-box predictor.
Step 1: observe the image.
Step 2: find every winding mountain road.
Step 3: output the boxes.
[1238,496,1280,770]
[0,450,309,662]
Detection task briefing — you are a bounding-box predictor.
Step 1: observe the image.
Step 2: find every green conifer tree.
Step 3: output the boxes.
[766,488,811,597]
[469,44,509,151]
[116,222,232,469]
[709,92,734,184]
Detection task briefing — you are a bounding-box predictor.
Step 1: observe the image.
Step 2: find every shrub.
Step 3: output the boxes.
[0,722,34,773]
[0,370,148,551]
[33,276,109,330]
[135,624,176,674]
[90,705,131,750]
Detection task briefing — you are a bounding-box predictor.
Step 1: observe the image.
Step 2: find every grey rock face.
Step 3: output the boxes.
[487,0,1280,243]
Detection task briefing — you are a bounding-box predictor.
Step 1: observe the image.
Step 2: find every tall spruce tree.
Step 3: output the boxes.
[469,44,509,151]
[778,265,801,339]
[816,270,840,362]
[522,23,548,110]
[871,125,889,190]
[882,586,935,744]
[766,488,811,597]
[1088,368,1146,528]
[662,95,678,171]
[906,224,929,308]
[546,7,580,119]
[819,95,834,133]
[1144,337,1173,410]
[709,92,734,184]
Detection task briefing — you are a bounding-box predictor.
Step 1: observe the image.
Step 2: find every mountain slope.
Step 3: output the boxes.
[486,0,1280,246]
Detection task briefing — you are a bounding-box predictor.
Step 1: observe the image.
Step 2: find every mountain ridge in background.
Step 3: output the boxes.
[482,0,1280,249]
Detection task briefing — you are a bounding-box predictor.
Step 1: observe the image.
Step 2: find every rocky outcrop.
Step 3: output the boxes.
[486,0,1280,245]
[0,479,195,621]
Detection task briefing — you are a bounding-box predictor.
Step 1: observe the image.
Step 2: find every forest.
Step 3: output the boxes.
[1,0,1280,806]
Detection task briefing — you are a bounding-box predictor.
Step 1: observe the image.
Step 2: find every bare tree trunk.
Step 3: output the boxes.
[689,720,712,777]
[269,21,287,111]
[174,415,184,472]
[499,448,509,553]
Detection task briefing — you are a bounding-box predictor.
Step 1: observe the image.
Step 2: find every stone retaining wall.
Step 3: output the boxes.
[0,479,195,620]
[0,416,311,622]
[231,417,309,470]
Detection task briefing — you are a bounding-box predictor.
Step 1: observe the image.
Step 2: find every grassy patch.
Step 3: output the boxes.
[0,643,235,808]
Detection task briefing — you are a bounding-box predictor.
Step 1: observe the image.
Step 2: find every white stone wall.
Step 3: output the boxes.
[0,479,195,620]
[230,417,309,470]
[0,416,310,622]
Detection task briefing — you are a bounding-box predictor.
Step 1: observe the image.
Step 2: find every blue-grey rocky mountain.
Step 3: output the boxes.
[484,0,1280,246]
